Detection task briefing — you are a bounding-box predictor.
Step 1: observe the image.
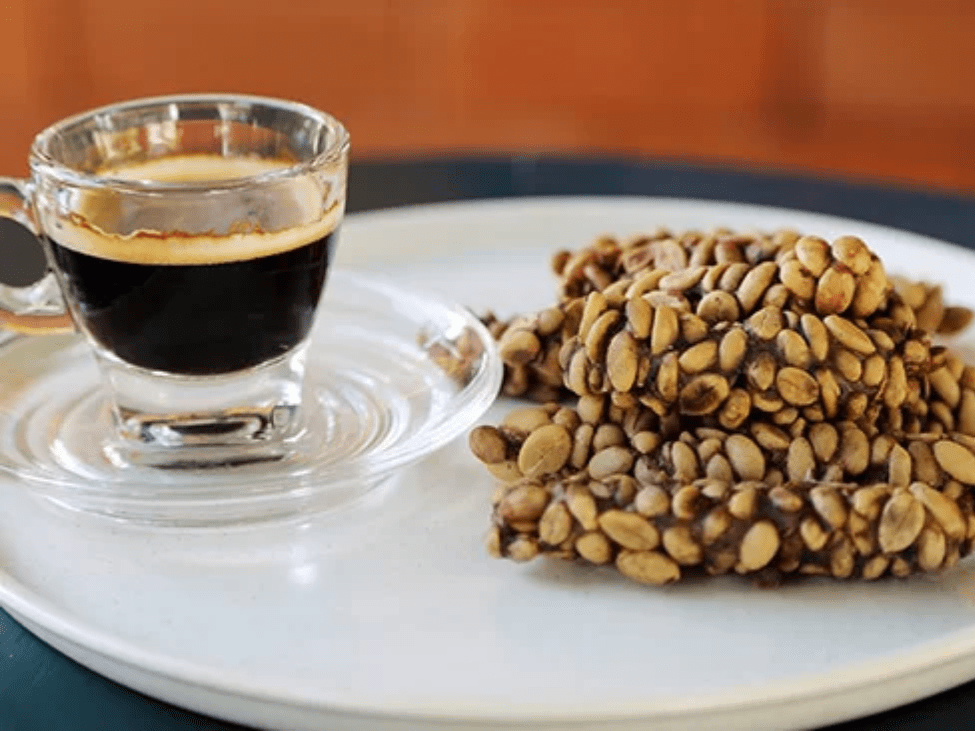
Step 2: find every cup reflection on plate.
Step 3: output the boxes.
[0,94,349,468]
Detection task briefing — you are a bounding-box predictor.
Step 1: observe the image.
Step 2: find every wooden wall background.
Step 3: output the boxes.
[1,0,974,191]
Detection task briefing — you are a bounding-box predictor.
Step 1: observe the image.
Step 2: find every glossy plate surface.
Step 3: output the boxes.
[4,197,975,730]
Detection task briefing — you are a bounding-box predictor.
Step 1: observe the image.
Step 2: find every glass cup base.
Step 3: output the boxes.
[94,348,308,469]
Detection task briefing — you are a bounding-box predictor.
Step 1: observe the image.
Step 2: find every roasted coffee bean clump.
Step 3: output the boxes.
[472,229,975,585]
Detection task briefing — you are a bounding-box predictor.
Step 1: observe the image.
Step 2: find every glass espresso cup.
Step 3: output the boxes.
[0,95,349,468]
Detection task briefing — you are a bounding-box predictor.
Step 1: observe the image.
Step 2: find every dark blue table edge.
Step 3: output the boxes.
[4,155,975,731]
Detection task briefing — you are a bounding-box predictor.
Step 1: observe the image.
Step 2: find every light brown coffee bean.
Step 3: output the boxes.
[847,511,874,555]
[616,549,681,585]
[851,259,889,318]
[871,434,895,465]
[816,266,856,315]
[577,394,605,424]
[810,486,848,529]
[498,328,542,366]
[659,266,706,292]
[800,313,830,362]
[776,367,820,406]
[752,422,791,451]
[592,424,626,451]
[916,526,946,572]
[486,460,523,483]
[777,329,812,369]
[795,235,830,276]
[518,424,572,478]
[630,429,660,453]
[697,437,724,464]
[824,315,876,355]
[728,486,757,520]
[933,439,975,483]
[706,453,735,482]
[576,531,612,564]
[469,426,508,465]
[719,262,752,292]
[635,485,671,517]
[624,297,652,341]
[652,351,678,403]
[718,388,752,430]
[860,555,889,580]
[570,423,594,470]
[502,406,552,434]
[878,492,925,553]
[725,434,765,481]
[678,340,718,374]
[770,486,804,512]
[799,517,829,551]
[566,349,590,395]
[832,348,863,382]
[809,422,839,463]
[566,485,598,530]
[625,269,667,298]
[585,310,622,362]
[485,526,503,558]
[885,444,912,488]
[861,354,886,388]
[539,502,573,545]
[719,327,749,372]
[670,486,700,521]
[929,367,961,409]
[651,305,679,355]
[507,536,540,562]
[910,482,965,540]
[838,426,870,476]
[588,445,635,479]
[697,290,741,324]
[737,261,778,313]
[884,357,908,408]
[681,314,709,345]
[781,258,816,300]
[578,291,608,341]
[830,534,856,579]
[738,521,780,571]
[831,235,872,275]
[680,373,731,416]
[598,510,661,551]
[663,524,704,565]
[782,439,814,483]
[702,507,732,544]
[747,306,784,341]
[957,390,975,437]
[775,407,800,425]
[701,263,730,292]
[747,351,777,392]
[606,330,639,392]
[909,440,941,485]
[499,483,550,522]
[671,441,700,482]
[941,306,975,335]
[815,368,840,418]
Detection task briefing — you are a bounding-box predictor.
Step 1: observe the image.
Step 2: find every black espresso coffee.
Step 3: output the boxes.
[44,157,340,376]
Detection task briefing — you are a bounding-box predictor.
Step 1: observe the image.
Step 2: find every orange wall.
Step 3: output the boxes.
[1,0,974,191]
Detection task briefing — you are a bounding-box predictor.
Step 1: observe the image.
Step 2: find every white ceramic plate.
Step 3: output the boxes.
[5,197,975,731]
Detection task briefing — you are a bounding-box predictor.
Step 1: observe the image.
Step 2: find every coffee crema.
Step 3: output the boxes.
[45,155,341,376]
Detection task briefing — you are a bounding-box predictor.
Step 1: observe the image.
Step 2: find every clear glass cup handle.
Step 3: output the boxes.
[0,176,73,334]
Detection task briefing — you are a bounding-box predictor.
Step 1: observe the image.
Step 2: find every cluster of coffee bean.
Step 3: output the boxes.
[472,228,975,584]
